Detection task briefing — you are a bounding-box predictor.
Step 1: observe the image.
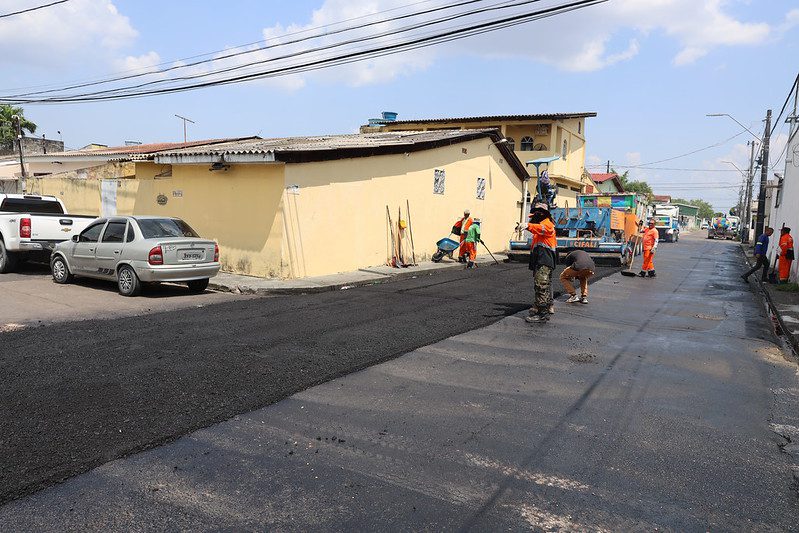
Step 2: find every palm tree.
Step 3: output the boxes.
[0,105,37,144]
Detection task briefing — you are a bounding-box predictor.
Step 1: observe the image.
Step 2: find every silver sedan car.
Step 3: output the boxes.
[51,216,220,296]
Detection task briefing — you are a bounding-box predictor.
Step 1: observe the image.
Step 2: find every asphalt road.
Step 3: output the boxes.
[0,259,619,506]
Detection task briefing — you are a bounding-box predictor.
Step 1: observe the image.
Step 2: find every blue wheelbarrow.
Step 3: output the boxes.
[431,236,460,263]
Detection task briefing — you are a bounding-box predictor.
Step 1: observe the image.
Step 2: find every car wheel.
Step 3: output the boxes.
[51,255,73,284]
[187,278,209,293]
[117,265,141,296]
[0,239,19,274]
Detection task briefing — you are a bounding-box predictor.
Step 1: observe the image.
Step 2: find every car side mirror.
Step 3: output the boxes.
[72,235,80,243]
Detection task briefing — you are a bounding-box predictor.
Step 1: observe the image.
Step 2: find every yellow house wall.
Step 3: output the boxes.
[134,162,286,278]
[27,175,139,216]
[380,117,589,192]
[282,138,524,278]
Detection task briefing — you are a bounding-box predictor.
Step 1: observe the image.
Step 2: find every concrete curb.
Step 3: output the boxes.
[209,255,509,296]
[739,243,799,360]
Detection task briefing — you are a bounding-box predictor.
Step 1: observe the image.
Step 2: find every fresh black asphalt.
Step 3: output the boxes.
[0,261,619,505]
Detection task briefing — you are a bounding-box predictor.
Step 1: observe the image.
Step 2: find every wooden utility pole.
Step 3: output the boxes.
[12,115,28,193]
[754,110,771,238]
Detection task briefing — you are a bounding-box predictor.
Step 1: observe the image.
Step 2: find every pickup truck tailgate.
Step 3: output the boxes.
[26,215,94,245]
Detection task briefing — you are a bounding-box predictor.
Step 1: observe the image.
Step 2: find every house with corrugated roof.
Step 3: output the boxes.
[31,130,528,278]
[589,173,625,194]
[362,111,597,208]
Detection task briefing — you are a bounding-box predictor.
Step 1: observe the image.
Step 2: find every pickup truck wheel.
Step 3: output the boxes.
[0,240,18,274]
[51,256,73,284]
[187,278,209,293]
[117,265,141,296]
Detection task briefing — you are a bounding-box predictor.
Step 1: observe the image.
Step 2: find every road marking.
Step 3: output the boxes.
[0,323,25,332]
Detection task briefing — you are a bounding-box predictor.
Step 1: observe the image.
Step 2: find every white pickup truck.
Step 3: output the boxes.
[0,194,96,273]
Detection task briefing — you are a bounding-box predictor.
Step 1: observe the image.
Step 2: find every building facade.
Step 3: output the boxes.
[29,131,528,279]
[363,112,596,208]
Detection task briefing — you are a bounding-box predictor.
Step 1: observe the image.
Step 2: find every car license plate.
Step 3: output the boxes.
[180,250,205,261]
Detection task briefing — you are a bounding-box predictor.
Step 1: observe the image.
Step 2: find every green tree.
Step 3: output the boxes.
[0,105,37,144]
[611,168,652,199]
[671,197,714,220]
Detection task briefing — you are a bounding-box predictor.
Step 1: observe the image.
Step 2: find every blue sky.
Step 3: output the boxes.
[1,0,798,212]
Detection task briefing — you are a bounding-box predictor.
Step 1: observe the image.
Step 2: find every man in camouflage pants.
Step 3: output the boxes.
[525,203,558,324]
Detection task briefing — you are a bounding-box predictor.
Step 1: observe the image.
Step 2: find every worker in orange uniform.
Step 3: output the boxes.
[639,218,659,278]
[525,203,558,324]
[453,209,473,263]
[778,227,794,283]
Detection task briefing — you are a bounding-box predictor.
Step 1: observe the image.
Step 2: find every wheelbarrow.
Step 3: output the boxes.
[431,236,460,263]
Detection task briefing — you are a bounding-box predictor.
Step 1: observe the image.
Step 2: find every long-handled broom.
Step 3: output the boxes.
[621,239,640,277]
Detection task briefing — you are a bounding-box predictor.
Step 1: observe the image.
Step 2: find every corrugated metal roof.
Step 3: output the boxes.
[149,129,531,182]
[374,112,597,126]
[149,129,501,158]
[589,173,617,183]
[28,138,258,159]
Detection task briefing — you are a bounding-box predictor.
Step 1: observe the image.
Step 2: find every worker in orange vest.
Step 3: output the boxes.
[525,203,558,324]
[639,218,659,278]
[778,227,794,283]
[453,209,473,263]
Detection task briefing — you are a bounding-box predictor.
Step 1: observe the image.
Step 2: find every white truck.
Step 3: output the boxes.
[653,204,680,243]
[0,194,95,273]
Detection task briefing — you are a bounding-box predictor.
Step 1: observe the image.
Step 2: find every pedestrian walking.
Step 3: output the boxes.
[463,219,481,268]
[742,226,774,282]
[525,203,557,324]
[452,209,473,263]
[639,218,659,278]
[560,249,595,304]
[778,227,794,283]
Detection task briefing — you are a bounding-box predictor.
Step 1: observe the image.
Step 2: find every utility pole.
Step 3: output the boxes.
[743,140,756,243]
[606,160,610,173]
[754,110,771,238]
[174,114,195,143]
[12,115,28,193]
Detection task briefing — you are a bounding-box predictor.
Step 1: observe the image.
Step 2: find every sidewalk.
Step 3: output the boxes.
[209,253,508,295]
[741,244,799,356]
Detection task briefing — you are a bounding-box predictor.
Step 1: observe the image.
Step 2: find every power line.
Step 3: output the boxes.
[5,0,495,98]
[0,0,70,19]
[589,165,740,172]
[770,72,799,137]
[1,0,605,104]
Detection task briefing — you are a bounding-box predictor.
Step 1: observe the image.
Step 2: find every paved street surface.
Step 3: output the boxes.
[2,235,799,531]
[0,262,245,328]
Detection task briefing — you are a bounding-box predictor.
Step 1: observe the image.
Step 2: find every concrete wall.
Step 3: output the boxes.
[377,117,590,207]
[26,138,524,279]
[765,128,799,281]
[0,137,64,157]
[282,137,523,278]
[135,162,287,278]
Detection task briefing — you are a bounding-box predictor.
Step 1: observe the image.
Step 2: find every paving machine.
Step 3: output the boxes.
[510,193,646,265]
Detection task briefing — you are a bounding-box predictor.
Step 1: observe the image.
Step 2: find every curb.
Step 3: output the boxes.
[739,244,799,360]
[209,256,510,296]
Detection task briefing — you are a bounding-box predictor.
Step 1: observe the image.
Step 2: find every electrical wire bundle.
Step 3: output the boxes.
[0,0,606,104]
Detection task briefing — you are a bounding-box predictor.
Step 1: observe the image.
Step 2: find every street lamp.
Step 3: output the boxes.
[706,113,763,143]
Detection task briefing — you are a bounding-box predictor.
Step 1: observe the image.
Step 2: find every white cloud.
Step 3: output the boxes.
[116,51,161,73]
[626,151,642,166]
[0,0,137,67]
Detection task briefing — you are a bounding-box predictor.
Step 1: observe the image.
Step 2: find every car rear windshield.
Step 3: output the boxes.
[0,198,64,214]
[137,218,199,239]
